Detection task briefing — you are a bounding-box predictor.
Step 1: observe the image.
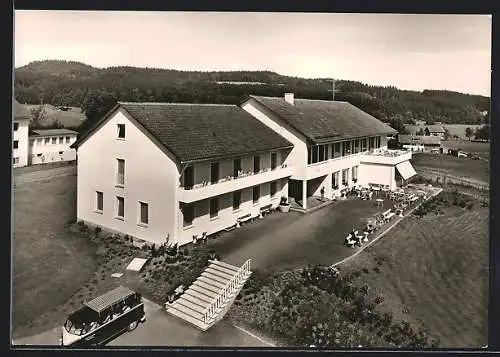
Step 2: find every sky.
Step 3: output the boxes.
[14,11,492,96]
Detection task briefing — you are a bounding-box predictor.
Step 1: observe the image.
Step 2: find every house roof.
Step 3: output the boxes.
[13,99,31,119]
[427,125,446,133]
[73,102,293,164]
[247,95,397,144]
[30,129,79,137]
[398,135,441,145]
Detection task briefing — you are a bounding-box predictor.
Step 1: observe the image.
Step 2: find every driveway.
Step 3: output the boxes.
[12,299,273,348]
[207,198,389,272]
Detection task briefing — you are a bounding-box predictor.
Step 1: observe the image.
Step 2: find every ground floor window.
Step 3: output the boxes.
[352,166,359,182]
[139,201,148,225]
[210,198,219,218]
[116,196,124,219]
[332,171,340,188]
[183,204,195,227]
[233,191,241,210]
[253,185,260,203]
[375,136,381,148]
[12,157,19,165]
[270,181,277,197]
[342,169,349,185]
[96,191,103,212]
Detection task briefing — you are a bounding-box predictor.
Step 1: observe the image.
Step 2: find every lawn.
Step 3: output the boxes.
[411,153,489,184]
[441,139,490,155]
[12,170,98,338]
[338,195,489,347]
[24,104,86,129]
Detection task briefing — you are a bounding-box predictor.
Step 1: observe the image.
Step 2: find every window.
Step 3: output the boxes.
[270,181,277,197]
[311,146,319,164]
[354,140,360,154]
[253,185,260,203]
[183,204,194,227]
[37,138,43,145]
[96,191,103,212]
[232,158,242,178]
[233,191,241,210]
[271,152,277,170]
[352,166,358,181]
[116,159,125,186]
[13,140,18,149]
[342,169,349,185]
[342,141,351,156]
[253,155,260,173]
[334,142,342,158]
[37,153,42,157]
[369,137,375,150]
[12,157,19,165]
[210,198,219,218]
[318,145,325,162]
[30,139,34,146]
[323,145,329,161]
[361,139,367,152]
[116,196,124,219]
[44,138,50,145]
[307,147,312,164]
[59,136,64,144]
[139,202,148,225]
[117,124,125,139]
[332,171,340,188]
[375,136,381,148]
[210,162,219,184]
[51,137,57,144]
[183,166,194,189]
[65,136,70,144]
[13,122,19,131]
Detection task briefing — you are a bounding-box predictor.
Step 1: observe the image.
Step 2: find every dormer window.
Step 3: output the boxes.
[117,124,125,139]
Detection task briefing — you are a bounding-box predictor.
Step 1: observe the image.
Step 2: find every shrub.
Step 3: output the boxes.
[362,268,369,274]
[466,202,474,209]
[373,267,380,273]
[94,226,102,235]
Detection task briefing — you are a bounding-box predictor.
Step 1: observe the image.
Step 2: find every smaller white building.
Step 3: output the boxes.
[12,99,31,168]
[28,129,78,165]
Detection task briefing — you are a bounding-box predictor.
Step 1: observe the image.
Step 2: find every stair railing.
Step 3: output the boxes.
[203,259,251,325]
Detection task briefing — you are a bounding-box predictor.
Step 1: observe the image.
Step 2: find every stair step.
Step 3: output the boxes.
[176,297,207,314]
[170,301,203,320]
[205,267,234,280]
[209,260,240,272]
[193,280,222,294]
[189,285,219,299]
[167,306,211,330]
[201,271,231,285]
[208,264,240,277]
[197,276,227,289]
[183,292,211,308]
[185,289,214,304]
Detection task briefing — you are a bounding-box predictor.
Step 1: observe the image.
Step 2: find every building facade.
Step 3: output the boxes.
[12,99,31,168]
[28,129,78,165]
[72,103,293,246]
[398,135,441,153]
[241,94,417,209]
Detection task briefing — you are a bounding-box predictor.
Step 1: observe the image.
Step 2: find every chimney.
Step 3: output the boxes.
[284,93,294,105]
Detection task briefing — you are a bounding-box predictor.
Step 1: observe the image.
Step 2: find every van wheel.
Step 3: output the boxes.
[127,320,138,331]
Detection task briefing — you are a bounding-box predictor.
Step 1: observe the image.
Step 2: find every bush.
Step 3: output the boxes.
[466,202,474,209]
[362,268,369,274]
[94,226,102,235]
[373,267,380,273]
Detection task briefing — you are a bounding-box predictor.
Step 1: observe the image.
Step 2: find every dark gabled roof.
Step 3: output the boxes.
[30,129,79,137]
[248,95,397,144]
[73,102,293,164]
[13,99,31,119]
[398,135,441,145]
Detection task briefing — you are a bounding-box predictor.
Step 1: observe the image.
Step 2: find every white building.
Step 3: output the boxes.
[71,102,294,246]
[12,99,31,168]
[241,93,417,209]
[28,129,78,165]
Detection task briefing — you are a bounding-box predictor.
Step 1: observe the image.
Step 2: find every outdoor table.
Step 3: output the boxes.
[372,187,381,196]
[376,199,384,207]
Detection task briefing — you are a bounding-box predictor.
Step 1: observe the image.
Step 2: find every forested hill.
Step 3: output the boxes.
[15,60,490,128]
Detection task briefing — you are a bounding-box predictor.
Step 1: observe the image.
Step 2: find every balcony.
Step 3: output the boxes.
[179,164,294,203]
[360,149,412,165]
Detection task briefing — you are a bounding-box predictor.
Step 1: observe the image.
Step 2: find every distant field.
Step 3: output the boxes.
[411,153,489,184]
[405,124,484,139]
[24,104,86,128]
[441,140,490,155]
[339,201,489,347]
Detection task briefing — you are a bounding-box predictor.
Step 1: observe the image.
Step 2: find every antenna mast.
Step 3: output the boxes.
[328,78,339,101]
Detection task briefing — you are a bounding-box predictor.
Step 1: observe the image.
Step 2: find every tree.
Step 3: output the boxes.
[416,128,424,136]
[30,104,46,129]
[79,91,117,133]
[465,127,473,141]
[424,127,430,136]
[443,128,451,141]
[474,125,490,141]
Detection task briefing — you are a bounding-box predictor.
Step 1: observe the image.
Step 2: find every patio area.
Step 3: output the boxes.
[204,184,437,273]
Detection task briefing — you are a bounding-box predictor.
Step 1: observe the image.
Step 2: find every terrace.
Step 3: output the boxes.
[360,149,412,165]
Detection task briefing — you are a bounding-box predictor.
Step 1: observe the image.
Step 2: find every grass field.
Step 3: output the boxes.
[24,104,86,129]
[441,140,490,155]
[339,199,489,347]
[12,169,98,338]
[411,153,489,184]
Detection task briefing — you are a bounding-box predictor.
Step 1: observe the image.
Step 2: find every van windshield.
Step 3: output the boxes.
[64,306,99,335]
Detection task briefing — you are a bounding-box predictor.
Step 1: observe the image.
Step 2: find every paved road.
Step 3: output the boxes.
[13,165,77,185]
[12,299,274,348]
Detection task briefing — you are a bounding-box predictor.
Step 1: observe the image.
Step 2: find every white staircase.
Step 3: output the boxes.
[165,259,252,331]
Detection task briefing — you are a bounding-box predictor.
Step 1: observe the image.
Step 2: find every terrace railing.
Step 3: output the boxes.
[202,259,251,325]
